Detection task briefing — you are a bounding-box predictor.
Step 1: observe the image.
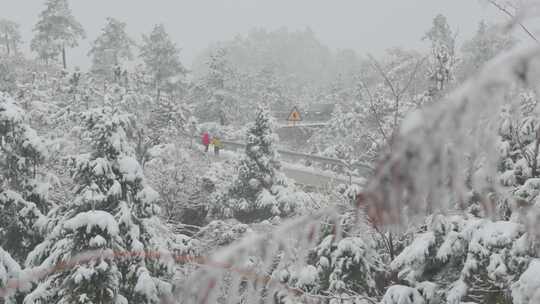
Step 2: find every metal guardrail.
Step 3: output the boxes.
[221,140,373,174]
[182,132,372,178]
[276,122,328,128]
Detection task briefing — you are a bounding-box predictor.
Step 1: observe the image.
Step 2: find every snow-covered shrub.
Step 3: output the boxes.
[450,220,531,304]
[310,235,385,297]
[145,144,207,226]
[381,285,425,304]
[390,214,462,285]
[0,246,22,302]
[388,212,536,304]
[205,159,238,219]
[196,220,252,250]
[512,259,540,304]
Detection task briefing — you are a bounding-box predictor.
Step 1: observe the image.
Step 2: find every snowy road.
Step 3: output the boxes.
[206,141,367,188]
[281,158,368,189]
[281,165,365,188]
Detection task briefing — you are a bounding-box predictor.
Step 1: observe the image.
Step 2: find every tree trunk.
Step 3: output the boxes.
[533,130,540,177]
[62,45,67,69]
[156,78,161,102]
[219,110,226,126]
[5,34,10,56]
[388,232,395,260]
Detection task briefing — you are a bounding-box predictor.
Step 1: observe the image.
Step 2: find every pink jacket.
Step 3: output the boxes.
[202,133,210,145]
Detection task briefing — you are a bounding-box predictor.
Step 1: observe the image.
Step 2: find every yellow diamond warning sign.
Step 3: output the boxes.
[287,106,302,122]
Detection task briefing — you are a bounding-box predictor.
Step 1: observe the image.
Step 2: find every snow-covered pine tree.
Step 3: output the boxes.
[385,211,536,304]
[89,17,135,77]
[195,46,239,125]
[0,93,49,263]
[139,24,186,101]
[0,58,18,94]
[149,96,189,141]
[255,65,284,111]
[311,103,363,166]
[423,14,456,95]
[226,105,282,222]
[223,106,309,223]
[300,234,384,300]
[31,0,85,68]
[115,90,159,168]
[0,19,22,56]
[117,88,191,167]
[459,21,515,79]
[25,107,193,304]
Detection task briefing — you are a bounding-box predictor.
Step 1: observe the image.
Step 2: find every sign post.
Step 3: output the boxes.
[287,106,302,127]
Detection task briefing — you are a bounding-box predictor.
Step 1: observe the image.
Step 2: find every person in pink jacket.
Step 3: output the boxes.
[202,132,210,152]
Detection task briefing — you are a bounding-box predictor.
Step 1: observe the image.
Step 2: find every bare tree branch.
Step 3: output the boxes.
[358,79,389,143]
[488,0,539,43]
[367,54,426,145]
[399,55,429,97]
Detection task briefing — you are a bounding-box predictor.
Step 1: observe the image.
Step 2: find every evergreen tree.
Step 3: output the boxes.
[497,92,540,215]
[423,14,456,94]
[89,17,135,76]
[148,96,189,138]
[25,107,189,304]
[118,89,190,167]
[0,59,17,94]
[274,210,388,304]
[423,14,455,53]
[309,235,384,297]
[31,0,85,68]
[255,65,284,110]
[224,106,308,222]
[0,19,22,56]
[312,103,364,164]
[387,213,535,304]
[139,24,186,101]
[460,21,515,79]
[0,93,49,263]
[196,47,239,125]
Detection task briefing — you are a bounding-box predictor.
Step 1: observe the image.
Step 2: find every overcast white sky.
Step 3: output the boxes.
[0,0,514,70]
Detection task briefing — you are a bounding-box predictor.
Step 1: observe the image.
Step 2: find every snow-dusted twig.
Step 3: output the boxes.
[487,0,539,43]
